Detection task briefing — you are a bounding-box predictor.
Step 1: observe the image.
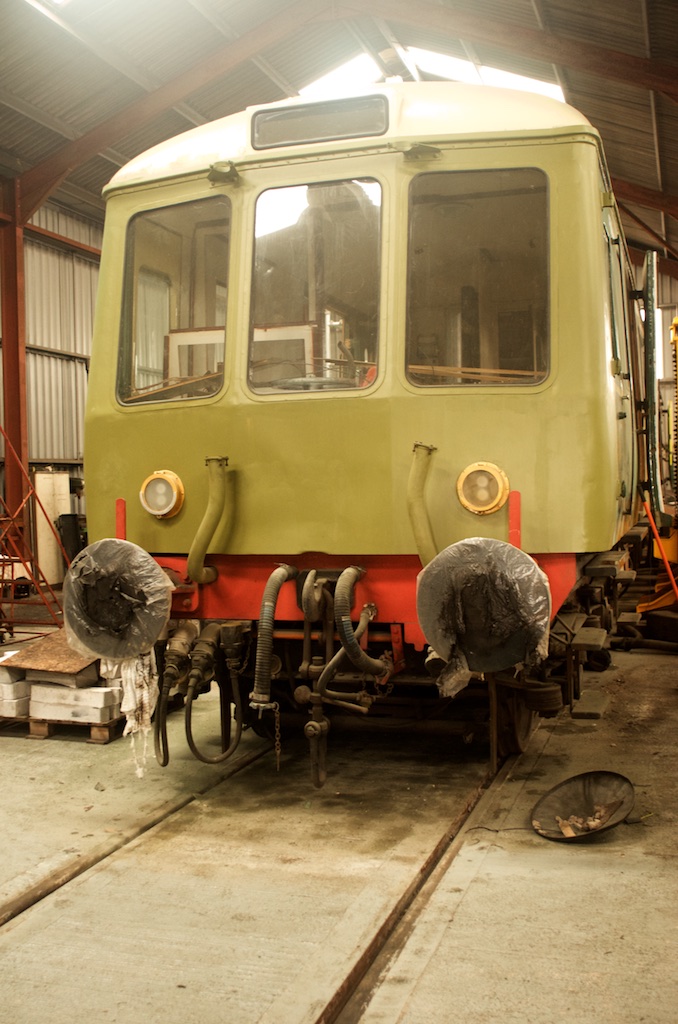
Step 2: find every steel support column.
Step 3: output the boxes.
[0,177,29,514]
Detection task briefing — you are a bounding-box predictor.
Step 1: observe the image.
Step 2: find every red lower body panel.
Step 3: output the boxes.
[157,549,579,649]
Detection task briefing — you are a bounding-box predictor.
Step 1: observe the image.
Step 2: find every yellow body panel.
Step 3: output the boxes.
[85,95,640,562]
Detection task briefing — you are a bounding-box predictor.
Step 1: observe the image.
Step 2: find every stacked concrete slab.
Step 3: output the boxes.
[0,632,122,728]
[0,660,30,718]
[29,681,122,725]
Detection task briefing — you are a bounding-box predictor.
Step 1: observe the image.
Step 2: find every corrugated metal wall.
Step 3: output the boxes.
[0,202,101,475]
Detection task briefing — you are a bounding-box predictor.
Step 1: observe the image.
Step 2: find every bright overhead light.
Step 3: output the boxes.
[299,48,563,103]
[478,65,564,101]
[407,48,482,85]
[23,0,74,14]
[300,54,382,99]
[407,47,564,102]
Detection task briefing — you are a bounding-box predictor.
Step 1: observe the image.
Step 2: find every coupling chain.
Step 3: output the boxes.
[374,671,394,698]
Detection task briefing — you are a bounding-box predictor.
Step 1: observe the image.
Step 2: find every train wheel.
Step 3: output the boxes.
[586,648,612,672]
[495,687,538,757]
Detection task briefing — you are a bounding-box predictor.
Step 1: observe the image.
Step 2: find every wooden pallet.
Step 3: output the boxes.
[21,715,126,744]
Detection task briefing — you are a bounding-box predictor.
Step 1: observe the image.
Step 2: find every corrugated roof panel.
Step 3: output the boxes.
[417,0,540,30]
[261,22,363,92]
[543,0,647,56]
[97,108,198,166]
[0,3,138,131]
[186,62,285,122]
[207,0,302,38]
[0,107,59,169]
[93,2,220,84]
[656,96,678,195]
[64,155,128,199]
[647,0,678,62]
[567,74,660,186]
[50,81,147,137]
[0,0,78,78]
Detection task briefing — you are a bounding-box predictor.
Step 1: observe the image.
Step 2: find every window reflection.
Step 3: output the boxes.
[118,196,230,404]
[407,169,549,385]
[249,180,380,392]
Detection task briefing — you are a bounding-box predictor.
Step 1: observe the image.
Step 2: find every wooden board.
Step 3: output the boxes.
[1,629,96,675]
[27,716,125,744]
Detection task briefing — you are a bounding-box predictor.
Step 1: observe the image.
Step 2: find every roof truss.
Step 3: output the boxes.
[2,0,677,256]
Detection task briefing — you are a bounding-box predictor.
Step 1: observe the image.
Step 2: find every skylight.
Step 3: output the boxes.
[302,47,565,104]
[299,54,383,99]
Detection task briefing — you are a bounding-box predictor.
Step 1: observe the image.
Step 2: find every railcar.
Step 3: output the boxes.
[64,82,657,784]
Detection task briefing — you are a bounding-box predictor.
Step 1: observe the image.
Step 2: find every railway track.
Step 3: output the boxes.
[0,717,506,1024]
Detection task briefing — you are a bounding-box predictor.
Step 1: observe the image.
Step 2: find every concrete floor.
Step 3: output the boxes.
[339,650,678,1024]
[0,685,271,919]
[0,675,492,1024]
[0,649,676,1023]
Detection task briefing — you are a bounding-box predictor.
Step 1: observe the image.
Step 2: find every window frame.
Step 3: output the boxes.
[116,194,231,406]
[405,165,550,389]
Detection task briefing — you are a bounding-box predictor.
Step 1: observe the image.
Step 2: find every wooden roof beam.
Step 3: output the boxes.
[612,179,678,224]
[184,0,300,98]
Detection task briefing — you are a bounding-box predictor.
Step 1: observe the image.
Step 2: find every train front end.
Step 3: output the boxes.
[66,84,644,781]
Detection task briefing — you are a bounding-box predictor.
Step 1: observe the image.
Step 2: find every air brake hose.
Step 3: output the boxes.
[154,619,199,766]
[184,623,245,764]
[250,563,299,708]
[155,663,177,767]
[334,566,391,680]
[185,665,244,764]
[187,457,230,585]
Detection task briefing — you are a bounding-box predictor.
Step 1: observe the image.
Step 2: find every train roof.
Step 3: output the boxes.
[106,81,596,195]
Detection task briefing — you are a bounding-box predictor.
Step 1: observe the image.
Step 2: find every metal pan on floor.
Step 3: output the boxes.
[531,770,635,842]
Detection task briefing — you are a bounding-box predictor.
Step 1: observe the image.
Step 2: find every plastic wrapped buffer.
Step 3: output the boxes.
[63,539,172,660]
[417,537,551,679]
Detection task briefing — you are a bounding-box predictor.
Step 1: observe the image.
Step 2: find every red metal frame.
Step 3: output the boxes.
[0,424,71,639]
[0,180,29,515]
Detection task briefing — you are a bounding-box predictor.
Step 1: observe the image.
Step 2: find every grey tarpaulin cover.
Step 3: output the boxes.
[417,537,551,692]
[63,538,172,660]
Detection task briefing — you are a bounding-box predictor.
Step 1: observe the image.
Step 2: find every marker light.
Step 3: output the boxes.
[139,470,185,518]
[456,462,509,515]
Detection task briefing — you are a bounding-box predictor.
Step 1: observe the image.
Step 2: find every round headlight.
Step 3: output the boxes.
[140,470,185,519]
[456,462,509,515]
